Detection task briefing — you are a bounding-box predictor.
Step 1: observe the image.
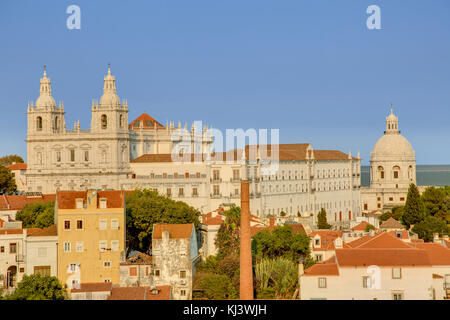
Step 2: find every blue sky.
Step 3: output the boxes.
[0,0,449,164]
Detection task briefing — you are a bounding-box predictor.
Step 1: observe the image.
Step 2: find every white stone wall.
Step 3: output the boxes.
[300,266,446,300]
[25,235,57,278]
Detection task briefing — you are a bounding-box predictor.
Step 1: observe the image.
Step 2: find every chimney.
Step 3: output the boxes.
[240,180,253,300]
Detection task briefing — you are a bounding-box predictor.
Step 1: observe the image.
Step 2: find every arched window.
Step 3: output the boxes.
[54,116,59,131]
[101,115,107,129]
[378,166,385,179]
[393,166,400,179]
[408,165,413,180]
[119,114,123,128]
[36,116,42,131]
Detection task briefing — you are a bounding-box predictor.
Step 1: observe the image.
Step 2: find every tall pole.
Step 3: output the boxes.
[240,180,253,300]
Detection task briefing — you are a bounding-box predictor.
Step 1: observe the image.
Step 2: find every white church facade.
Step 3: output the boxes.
[25,66,361,225]
[360,108,416,214]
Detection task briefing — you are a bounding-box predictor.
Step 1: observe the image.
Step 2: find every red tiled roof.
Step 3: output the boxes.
[0,194,55,211]
[347,231,412,249]
[129,113,165,130]
[351,221,374,231]
[27,225,57,237]
[56,191,124,209]
[201,211,226,226]
[6,163,27,171]
[130,144,356,163]
[122,251,152,265]
[0,229,23,235]
[304,263,339,276]
[71,282,112,293]
[286,223,307,234]
[409,243,450,265]
[379,217,404,229]
[309,231,348,251]
[152,223,194,239]
[335,248,431,267]
[108,286,171,300]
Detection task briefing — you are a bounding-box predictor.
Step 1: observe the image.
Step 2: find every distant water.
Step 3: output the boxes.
[361,165,450,187]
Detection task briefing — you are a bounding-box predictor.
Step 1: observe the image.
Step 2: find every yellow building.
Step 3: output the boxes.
[55,190,125,290]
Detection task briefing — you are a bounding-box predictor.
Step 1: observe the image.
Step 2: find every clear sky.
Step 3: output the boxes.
[0,0,449,165]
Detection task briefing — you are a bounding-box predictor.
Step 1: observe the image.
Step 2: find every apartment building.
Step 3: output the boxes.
[151,223,200,300]
[55,190,126,290]
[0,225,57,291]
[299,232,450,300]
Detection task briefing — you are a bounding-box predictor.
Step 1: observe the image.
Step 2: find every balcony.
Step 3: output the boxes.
[230,178,241,183]
[230,192,240,199]
[15,254,25,262]
[210,178,222,183]
[210,193,222,199]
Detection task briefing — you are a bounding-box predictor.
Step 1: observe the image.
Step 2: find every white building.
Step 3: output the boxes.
[124,144,361,226]
[6,163,27,192]
[0,225,57,291]
[299,232,450,300]
[25,66,213,193]
[361,108,416,214]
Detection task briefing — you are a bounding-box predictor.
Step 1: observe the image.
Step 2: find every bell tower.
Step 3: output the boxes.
[91,64,128,134]
[27,66,65,136]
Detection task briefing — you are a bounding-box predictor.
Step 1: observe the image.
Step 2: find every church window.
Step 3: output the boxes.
[36,117,42,131]
[54,116,59,131]
[101,115,107,129]
[378,166,384,179]
[70,150,75,162]
[56,151,61,162]
[84,151,89,162]
[37,152,42,165]
[119,114,123,128]
[393,166,400,179]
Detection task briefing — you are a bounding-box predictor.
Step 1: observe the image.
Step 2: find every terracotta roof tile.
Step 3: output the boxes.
[304,263,339,276]
[351,221,375,231]
[409,243,450,265]
[27,225,57,237]
[347,232,412,249]
[309,231,345,251]
[122,251,152,265]
[56,191,123,209]
[0,229,23,235]
[108,286,171,300]
[152,223,194,239]
[0,194,55,211]
[6,163,27,171]
[129,113,165,130]
[71,282,112,293]
[335,248,431,266]
[379,217,404,229]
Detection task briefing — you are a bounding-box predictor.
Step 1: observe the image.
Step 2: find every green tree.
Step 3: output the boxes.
[412,216,449,242]
[125,189,201,253]
[252,225,311,262]
[365,223,376,232]
[193,273,238,300]
[215,206,241,259]
[16,202,54,228]
[0,155,24,166]
[254,257,298,299]
[379,206,404,222]
[5,274,66,300]
[402,184,426,228]
[0,165,16,194]
[421,187,447,218]
[317,208,331,229]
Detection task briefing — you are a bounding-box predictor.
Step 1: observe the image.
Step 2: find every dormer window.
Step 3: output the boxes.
[76,198,83,209]
[334,237,343,249]
[313,235,321,248]
[100,198,107,209]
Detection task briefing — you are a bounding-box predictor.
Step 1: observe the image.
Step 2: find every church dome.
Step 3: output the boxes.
[372,134,414,158]
[99,64,121,107]
[371,108,415,161]
[35,68,56,108]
